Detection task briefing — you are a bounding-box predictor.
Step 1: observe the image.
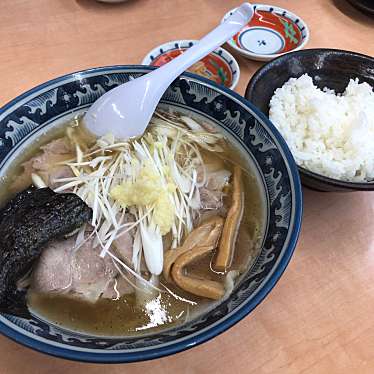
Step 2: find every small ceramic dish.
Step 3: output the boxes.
[142,40,240,90]
[245,48,374,192]
[222,4,310,61]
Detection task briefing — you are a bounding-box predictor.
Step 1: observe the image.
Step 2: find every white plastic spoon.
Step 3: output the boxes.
[84,3,253,140]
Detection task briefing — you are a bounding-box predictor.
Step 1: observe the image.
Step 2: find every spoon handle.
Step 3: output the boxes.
[149,3,253,91]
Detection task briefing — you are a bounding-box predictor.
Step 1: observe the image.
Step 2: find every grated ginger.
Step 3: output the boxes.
[111,164,176,235]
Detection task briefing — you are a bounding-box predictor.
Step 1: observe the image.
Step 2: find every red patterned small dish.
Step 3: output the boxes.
[142,40,240,90]
[222,4,310,61]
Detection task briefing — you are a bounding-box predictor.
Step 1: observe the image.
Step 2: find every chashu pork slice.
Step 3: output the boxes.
[31,233,135,303]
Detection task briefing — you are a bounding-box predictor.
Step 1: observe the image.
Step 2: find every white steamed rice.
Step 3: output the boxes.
[269,74,374,182]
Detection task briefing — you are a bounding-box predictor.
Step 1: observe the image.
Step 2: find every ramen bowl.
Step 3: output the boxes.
[0,66,302,362]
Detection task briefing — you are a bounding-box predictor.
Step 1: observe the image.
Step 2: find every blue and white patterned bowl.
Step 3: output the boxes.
[0,66,302,363]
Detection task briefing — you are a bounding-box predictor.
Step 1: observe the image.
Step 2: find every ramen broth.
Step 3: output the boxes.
[1,114,264,336]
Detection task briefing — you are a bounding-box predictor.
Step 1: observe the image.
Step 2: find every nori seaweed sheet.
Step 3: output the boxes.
[0,187,92,317]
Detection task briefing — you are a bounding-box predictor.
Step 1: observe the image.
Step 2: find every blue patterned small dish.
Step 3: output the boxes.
[0,66,302,363]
